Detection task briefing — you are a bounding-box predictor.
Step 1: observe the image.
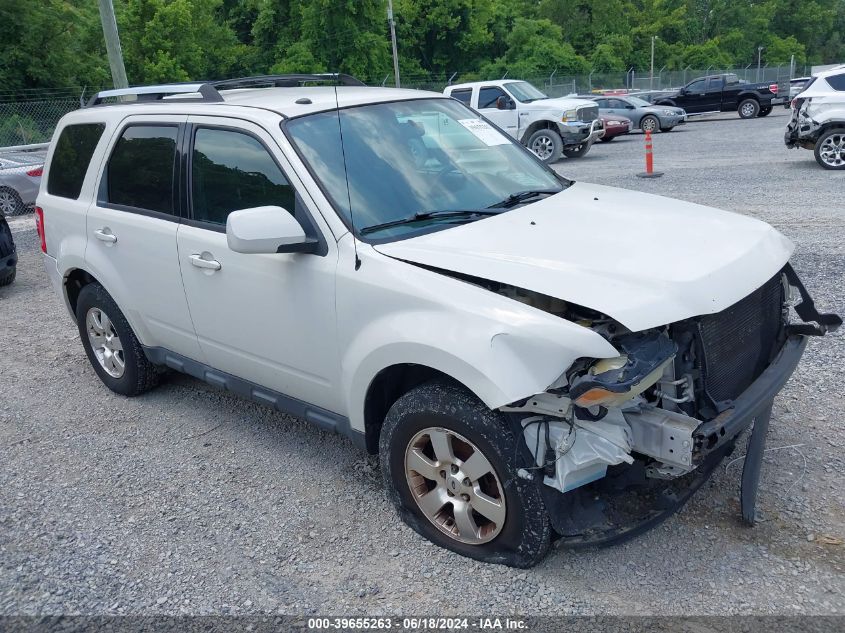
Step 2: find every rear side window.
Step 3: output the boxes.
[827,74,845,91]
[106,125,178,214]
[47,123,105,199]
[191,128,295,225]
[450,89,472,105]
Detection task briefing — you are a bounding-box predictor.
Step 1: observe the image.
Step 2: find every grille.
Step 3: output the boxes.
[576,105,599,122]
[697,273,784,403]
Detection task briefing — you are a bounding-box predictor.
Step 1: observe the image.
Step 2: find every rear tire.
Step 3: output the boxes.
[758,107,772,117]
[738,99,760,119]
[526,129,562,164]
[75,283,160,396]
[660,126,675,132]
[814,129,845,170]
[379,381,551,567]
[0,188,23,217]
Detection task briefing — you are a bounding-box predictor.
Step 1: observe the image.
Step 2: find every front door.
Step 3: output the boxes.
[176,117,341,412]
[477,86,519,137]
[680,78,718,113]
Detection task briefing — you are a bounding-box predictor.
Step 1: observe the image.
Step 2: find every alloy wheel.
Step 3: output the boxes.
[741,102,756,118]
[404,427,507,545]
[530,135,555,161]
[641,117,657,132]
[819,134,845,168]
[0,191,17,216]
[86,307,126,378]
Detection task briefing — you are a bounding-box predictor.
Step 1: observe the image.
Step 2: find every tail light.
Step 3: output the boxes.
[769,84,778,94]
[35,206,46,253]
[26,167,43,177]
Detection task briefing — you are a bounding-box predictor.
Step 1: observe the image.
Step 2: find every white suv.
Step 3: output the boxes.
[37,74,839,567]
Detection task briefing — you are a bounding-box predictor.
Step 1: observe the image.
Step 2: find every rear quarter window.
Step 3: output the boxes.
[827,74,845,91]
[47,123,106,199]
[450,89,472,105]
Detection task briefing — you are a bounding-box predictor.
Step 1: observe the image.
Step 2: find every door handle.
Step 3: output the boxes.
[94,228,117,244]
[189,253,221,271]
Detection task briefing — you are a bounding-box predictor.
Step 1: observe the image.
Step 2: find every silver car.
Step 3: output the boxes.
[0,152,44,216]
[592,95,687,133]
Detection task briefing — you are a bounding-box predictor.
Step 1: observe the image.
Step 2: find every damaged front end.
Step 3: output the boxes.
[500,265,841,546]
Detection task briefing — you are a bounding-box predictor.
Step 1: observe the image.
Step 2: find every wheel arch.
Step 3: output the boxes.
[363,363,468,454]
[520,120,560,144]
[64,267,101,321]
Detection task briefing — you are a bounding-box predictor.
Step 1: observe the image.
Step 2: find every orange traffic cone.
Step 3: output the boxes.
[637,130,664,178]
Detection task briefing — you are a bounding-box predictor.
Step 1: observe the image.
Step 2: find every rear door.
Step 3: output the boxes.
[176,116,341,412]
[85,115,203,361]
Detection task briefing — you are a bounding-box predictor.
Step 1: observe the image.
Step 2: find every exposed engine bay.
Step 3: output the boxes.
[470,266,838,543]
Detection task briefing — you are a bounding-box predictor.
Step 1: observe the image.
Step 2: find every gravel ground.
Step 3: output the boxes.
[1,109,843,617]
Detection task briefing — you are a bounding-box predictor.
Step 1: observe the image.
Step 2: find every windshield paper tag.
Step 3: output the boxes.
[458,118,510,146]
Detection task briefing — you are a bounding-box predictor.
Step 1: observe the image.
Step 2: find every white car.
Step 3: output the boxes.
[444,80,603,163]
[37,75,839,567]
[785,65,845,169]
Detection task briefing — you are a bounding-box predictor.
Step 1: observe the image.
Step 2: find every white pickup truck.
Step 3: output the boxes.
[444,80,604,163]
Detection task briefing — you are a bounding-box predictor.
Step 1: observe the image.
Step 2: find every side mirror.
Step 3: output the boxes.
[496,96,514,110]
[625,104,635,109]
[226,206,317,255]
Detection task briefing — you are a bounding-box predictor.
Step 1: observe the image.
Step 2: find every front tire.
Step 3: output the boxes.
[738,99,760,119]
[814,129,845,170]
[599,136,615,143]
[75,283,160,396]
[0,266,15,286]
[640,115,659,133]
[379,381,550,567]
[526,129,562,164]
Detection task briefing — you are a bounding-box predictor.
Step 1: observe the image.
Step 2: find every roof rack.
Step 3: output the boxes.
[85,73,366,108]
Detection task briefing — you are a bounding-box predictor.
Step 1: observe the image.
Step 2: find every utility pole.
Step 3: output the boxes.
[650,36,657,90]
[98,0,129,89]
[387,0,401,88]
[757,46,764,83]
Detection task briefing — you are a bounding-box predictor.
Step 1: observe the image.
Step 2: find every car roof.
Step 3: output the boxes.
[448,80,525,90]
[74,85,446,121]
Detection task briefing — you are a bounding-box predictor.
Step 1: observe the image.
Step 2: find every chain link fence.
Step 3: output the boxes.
[0,64,813,150]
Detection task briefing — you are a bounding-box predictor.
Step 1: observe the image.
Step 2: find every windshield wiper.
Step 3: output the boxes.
[486,188,561,209]
[359,209,503,236]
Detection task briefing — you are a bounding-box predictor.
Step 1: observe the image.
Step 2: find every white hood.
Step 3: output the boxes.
[525,96,595,111]
[374,182,793,332]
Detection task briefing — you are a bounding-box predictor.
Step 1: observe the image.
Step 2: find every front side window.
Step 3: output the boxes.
[285,98,564,241]
[48,123,105,199]
[686,79,706,92]
[450,89,472,105]
[191,128,295,225]
[107,125,177,214]
[478,86,507,109]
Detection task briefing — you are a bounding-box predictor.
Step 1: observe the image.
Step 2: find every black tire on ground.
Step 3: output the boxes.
[758,107,772,117]
[814,129,845,170]
[526,129,562,164]
[640,115,659,133]
[379,380,551,568]
[0,187,23,217]
[599,136,615,142]
[562,142,591,158]
[0,266,15,286]
[660,126,675,132]
[75,282,160,396]
[738,99,760,119]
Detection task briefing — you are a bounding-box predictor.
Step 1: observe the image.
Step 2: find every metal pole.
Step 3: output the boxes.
[387,0,400,88]
[757,47,763,83]
[789,54,795,80]
[98,0,128,89]
[650,36,656,90]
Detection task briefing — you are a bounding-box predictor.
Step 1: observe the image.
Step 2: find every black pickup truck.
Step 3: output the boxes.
[654,73,789,119]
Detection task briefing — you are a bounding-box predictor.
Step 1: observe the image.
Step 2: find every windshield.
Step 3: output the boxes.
[285,98,565,240]
[627,96,651,107]
[504,81,548,103]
